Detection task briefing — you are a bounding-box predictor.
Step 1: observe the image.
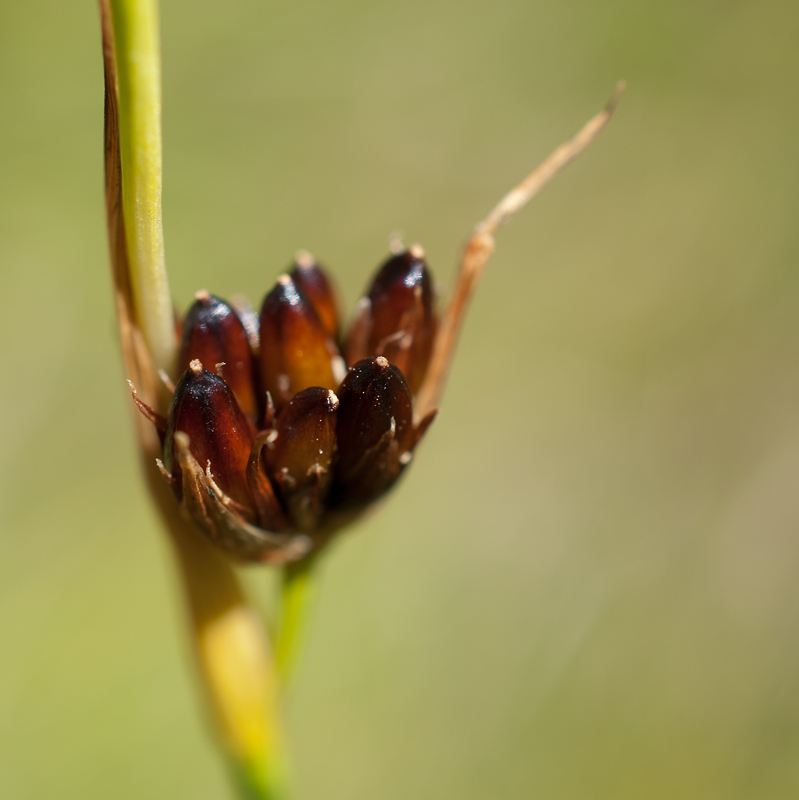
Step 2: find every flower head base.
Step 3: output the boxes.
[135,250,438,564]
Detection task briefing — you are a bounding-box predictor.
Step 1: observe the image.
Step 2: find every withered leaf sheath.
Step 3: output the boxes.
[143,253,439,564]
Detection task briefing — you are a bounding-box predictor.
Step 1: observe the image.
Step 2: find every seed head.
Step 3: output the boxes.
[137,250,439,563]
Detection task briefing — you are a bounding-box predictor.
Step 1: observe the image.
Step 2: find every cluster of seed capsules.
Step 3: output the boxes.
[139,246,438,563]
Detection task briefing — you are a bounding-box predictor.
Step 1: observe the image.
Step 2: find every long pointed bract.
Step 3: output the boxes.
[415,83,625,419]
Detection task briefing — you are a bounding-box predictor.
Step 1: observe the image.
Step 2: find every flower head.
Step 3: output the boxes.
[136,250,439,564]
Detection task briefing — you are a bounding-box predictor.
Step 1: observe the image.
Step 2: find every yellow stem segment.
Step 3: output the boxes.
[110,0,175,374]
[171,522,287,799]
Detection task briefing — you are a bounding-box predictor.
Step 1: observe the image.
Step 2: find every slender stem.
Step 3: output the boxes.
[109,0,175,374]
[276,557,319,686]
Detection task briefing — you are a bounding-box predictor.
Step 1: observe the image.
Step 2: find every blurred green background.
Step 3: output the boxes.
[2,0,799,798]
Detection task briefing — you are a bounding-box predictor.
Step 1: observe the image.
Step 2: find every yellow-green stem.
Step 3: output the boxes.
[109,0,175,374]
[171,521,288,800]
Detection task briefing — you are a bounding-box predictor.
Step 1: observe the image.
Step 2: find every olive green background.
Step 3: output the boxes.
[2,1,798,798]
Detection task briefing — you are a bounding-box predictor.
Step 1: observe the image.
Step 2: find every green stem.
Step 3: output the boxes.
[230,755,288,800]
[277,557,320,686]
[109,0,175,374]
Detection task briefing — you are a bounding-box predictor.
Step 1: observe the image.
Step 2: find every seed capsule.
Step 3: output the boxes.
[332,356,416,508]
[148,248,440,560]
[178,291,259,420]
[265,386,338,532]
[163,360,257,519]
[347,245,436,394]
[289,252,340,342]
[259,275,344,409]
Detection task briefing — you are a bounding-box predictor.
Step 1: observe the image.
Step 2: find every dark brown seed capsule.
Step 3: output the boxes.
[163,360,257,520]
[178,291,259,421]
[265,386,338,532]
[347,245,436,394]
[259,275,343,408]
[289,251,340,342]
[332,356,416,508]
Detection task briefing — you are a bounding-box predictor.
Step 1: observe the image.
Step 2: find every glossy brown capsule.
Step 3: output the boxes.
[259,275,344,409]
[163,360,257,518]
[265,386,338,532]
[346,245,436,394]
[332,356,418,509]
[161,359,290,555]
[178,291,259,421]
[289,252,340,343]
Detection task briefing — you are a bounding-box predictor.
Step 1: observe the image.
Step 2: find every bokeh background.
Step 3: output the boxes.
[2,0,799,798]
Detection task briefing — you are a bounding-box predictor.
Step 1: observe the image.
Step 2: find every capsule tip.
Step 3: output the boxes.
[294,250,315,269]
[189,358,204,374]
[409,243,425,260]
[194,289,211,303]
[375,356,389,368]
